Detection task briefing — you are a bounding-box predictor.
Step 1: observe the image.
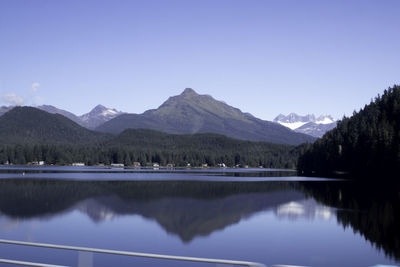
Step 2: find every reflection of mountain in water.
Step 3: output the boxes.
[0,179,304,242]
[300,181,400,261]
[77,198,117,222]
[275,199,336,220]
[77,191,305,242]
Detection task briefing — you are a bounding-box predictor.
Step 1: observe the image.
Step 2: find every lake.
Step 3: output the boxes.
[0,166,398,267]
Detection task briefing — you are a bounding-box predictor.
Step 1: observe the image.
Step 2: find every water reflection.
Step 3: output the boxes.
[0,179,304,242]
[300,181,400,261]
[0,178,399,264]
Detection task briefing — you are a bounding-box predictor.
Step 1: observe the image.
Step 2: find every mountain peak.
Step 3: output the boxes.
[91,104,108,112]
[80,105,123,129]
[181,88,198,96]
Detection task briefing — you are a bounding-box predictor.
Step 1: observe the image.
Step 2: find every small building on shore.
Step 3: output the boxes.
[111,163,124,167]
[133,162,141,167]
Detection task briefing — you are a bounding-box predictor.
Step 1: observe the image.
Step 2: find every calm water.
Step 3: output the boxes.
[0,166,398,267]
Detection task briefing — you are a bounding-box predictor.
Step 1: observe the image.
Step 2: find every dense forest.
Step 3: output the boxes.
[0,128,302,168]
[298,85,400,178]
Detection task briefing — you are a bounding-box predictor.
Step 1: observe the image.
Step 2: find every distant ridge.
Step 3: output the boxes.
[96,88,315,145]
[37,104,124,129]
[37,105,81,124]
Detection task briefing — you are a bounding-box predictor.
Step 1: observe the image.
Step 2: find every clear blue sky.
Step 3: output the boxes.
[0,0,399,120]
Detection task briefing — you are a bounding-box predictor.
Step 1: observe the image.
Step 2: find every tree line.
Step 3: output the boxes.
[0,130,302,168]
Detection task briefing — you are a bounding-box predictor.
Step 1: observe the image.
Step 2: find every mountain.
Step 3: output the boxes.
[298,85,400,178]
[79,104,124,129]
[37,105,81,124]
[36,104,124,129]
[96,88,315,145]
[274,113,318,129]
[295,121,337,137]
[0,106,106,144]
[274,113,336,138]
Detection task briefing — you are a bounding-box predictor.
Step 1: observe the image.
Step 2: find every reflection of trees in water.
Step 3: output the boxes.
[0,179,304,242]
[300,181,400,260]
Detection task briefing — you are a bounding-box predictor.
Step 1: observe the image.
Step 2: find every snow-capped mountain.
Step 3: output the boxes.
[39,104,124,129]
[79,105,124,129]
[274,113,336,138]
[295,122,336,138]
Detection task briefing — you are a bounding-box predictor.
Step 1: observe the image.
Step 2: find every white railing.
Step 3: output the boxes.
[0,239,266,267]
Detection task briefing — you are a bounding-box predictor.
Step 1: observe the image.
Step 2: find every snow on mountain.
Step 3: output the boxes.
[278,121,308,130]
[295,121,337,137]
[37,104,124,129]
[274,113,336,138]
[315,115,335,125]
[79,105,124,129]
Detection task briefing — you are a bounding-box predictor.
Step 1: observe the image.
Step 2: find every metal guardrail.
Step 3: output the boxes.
[0,239,266,267]
[0,258,68,267]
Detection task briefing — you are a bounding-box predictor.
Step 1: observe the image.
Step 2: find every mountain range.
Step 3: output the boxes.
[0,88,317,145]
[96,88,315,145]
[274,113,337,138]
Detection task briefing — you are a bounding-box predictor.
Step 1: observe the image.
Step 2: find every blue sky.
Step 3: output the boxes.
[0,0,399,120]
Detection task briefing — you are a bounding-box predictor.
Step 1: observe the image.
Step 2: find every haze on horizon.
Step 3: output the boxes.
[0,0,399,120]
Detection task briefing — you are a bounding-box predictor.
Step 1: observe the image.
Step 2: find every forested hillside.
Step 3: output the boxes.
[0,107,107,144]
[0,117,301,168]
[298,85,400,178]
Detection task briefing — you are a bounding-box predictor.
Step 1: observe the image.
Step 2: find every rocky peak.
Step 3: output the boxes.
[181,88,197,95]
